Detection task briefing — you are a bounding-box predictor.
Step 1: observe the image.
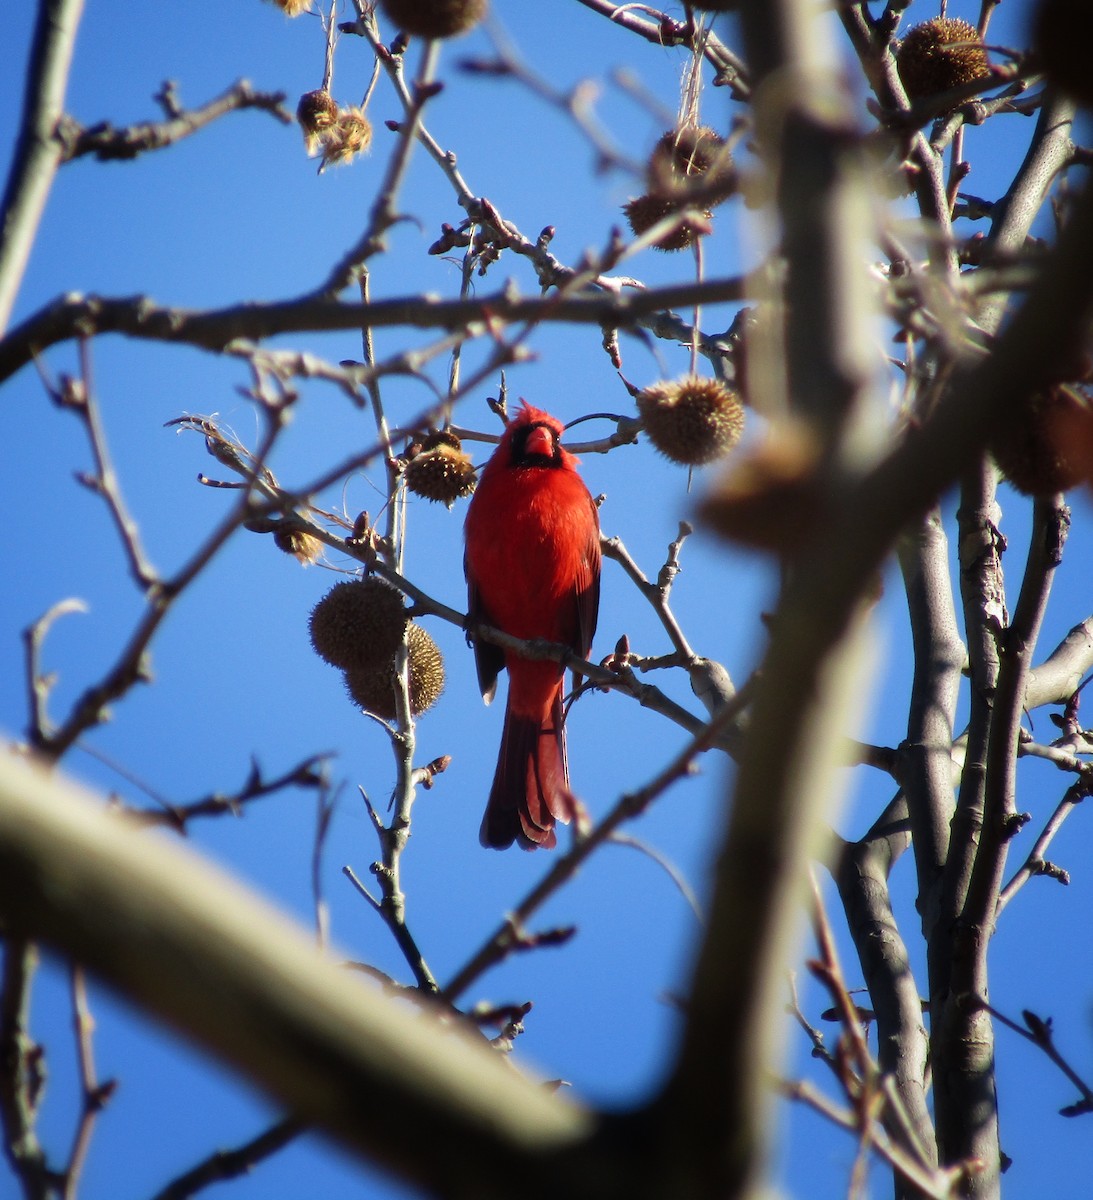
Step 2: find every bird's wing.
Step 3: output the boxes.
[465,550,505,705]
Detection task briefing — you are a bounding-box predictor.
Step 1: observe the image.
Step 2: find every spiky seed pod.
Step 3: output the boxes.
[698,421,825,552]
[378,0,486,39]
[308,578,408,671]
[647,126,736,206]
[267,0,313,15]
[624,193,711,253]
[274,526,323,565]
[991,385,1093,496]
[404,432,478,507]
[321,107,373,168]
[1034,0,1093,106]
[636,375,745,465]
[344,624,446,718]
[297,90,338,154]
[896,18,990,103]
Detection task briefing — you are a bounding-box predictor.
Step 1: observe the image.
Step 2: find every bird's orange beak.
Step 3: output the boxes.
[525,425,555,458]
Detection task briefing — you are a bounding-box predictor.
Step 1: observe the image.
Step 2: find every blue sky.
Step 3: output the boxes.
[2,3,1091,1198]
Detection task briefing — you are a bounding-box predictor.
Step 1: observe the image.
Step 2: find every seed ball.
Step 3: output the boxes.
[636,375,745,465]
[404,435,478,507]
[896,18,990,103]
[308,578,408,671]
[1034,0,1093,106]
[378,0,486,39]
[991,385,1093,496]
[647,126,736,206]
[274,526,323,565]
[624,193,710,252]
[344,624,446,718]
[297,90,338,153]
[268,0,312,15]
[698,421,825,552]
[321,107,372,167]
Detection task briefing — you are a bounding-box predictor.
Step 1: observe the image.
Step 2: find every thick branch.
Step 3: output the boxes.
[0,754,597,1198]
[0,0,85,335]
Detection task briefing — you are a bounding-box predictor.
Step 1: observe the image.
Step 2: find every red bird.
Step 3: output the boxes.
[464,402,601,850]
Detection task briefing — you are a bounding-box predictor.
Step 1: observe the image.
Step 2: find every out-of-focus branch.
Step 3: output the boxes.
[149,1117,305,1200]
[809,876,950,1196]
[0,0,85,335]
[0,938,51,1200]
[654,3,886,1195]
[62,966,114,1199]
[0,753,598,1198]
[0,278,748,385]
[56,79,291,163]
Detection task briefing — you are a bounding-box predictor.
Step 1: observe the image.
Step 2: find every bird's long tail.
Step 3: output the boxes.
[480,684,576,850]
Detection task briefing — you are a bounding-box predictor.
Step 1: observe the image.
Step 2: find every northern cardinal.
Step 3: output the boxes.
[464,403,601,850]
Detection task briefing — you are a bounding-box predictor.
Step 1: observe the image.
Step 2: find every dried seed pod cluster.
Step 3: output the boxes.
[344,624,446,718]
[274,526,323,565]
[991,385,1093,496]
[625,124,734,253]
[636,375,745,465]
[404,431,478,507]
[378,0,486,39]
[895,18,990,103]
[266,0,312,15]
[296,91,372,167]
[309,578,445,719]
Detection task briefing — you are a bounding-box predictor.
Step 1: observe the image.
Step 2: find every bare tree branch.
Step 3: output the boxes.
[55,79,291,163]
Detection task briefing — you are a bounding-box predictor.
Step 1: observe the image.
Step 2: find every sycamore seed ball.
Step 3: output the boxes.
[378,0,486,39]
[296,90,338,154]
[344,624,446,718]
[648,125,735,205]
[274,526,323,565]
[267,0,313,16]
[624,193,710,253]
[308,578,408,671]
[404,431,478,507]
[321,107,373,168]
[637,375,746,466]
[896,18,990,103]
[991,385,1093,496]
